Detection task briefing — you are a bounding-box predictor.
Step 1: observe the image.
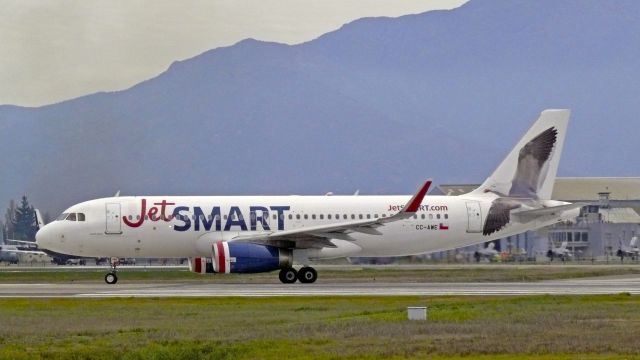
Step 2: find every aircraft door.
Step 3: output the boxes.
[465,201,483,233]
[105,203,122,234]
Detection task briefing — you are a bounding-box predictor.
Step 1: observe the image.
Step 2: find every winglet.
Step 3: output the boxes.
[401,179,432,214]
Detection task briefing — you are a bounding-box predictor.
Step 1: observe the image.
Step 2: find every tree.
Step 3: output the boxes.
[3,199,16,239]
[11,196,37,241]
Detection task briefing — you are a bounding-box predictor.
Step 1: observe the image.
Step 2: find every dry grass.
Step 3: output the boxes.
[0,295,639,359]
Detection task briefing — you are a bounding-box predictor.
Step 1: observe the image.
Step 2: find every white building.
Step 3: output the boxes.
[432,177,640,261]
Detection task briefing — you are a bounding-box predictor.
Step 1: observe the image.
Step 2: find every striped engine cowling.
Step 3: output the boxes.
[188,257,214,274]
[189,242,293,274]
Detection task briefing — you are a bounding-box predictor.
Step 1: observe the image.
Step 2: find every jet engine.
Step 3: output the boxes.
[189,242,293,274]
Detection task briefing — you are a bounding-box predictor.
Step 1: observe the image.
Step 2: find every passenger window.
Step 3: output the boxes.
[328,214,332,220]
[437,214,441,219]
[78,213,86,221]
[366,214,371,219]
[296,214,301,220]
[343,214,347,220]
[358,214,363,219]
[136,215,140,220]
[67,213,77,221]
[421,214,425,219]
[320,214,324,220]
[374,214,378,218]
[351,214,355,219]
[224,215,228,220]
[382,214,387,218]
[288,214,293,220]
[312,214,316,220]
[429,214,433,219]
[273,214,277,220]
[413,215,417,219]
[444,214,448,219]
[304,214,308,220]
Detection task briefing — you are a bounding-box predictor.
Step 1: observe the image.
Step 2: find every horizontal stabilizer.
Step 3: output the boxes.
[513,203,585,223]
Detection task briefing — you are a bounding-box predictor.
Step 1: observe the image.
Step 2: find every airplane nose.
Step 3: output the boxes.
[35,225,51,250]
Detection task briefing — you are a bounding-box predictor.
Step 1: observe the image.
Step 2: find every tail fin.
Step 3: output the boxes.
[631,236,638,247]
[560,241,568,250]
[472,109,570,200]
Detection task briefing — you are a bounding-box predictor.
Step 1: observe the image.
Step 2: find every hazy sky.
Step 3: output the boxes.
[0,0,467,107]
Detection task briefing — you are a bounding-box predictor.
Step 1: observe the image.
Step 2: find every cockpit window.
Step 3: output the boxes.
[67,213,77,221]
[56,213,69,221]
[77,213,86,221]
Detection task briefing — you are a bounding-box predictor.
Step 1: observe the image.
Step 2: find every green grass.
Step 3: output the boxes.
[1,295,639,359]
[1,265,639,283]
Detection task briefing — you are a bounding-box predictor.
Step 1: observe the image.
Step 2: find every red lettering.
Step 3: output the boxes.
[148,207,159,221]
[155,200,176,222]
[122,199,146,228]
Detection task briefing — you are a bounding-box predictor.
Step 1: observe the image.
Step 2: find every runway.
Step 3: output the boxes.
[1,277,640,298]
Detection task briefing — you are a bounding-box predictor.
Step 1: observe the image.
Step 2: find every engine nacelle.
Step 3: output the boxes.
[189,242,293,274]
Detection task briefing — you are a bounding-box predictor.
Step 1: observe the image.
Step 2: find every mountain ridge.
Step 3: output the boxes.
[1,0,639,215]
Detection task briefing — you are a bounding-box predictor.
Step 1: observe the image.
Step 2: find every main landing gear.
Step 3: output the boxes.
[104,257,119,285]
[278,266,317,284]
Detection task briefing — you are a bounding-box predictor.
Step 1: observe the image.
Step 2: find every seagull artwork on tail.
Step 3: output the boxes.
[482,127,558,236]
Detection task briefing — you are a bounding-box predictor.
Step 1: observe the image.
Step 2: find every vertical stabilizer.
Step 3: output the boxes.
[472,109,570,200]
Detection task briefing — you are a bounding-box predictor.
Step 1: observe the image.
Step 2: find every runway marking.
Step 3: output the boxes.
[2,278,640,298]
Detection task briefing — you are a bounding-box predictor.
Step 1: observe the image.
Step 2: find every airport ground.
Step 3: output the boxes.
[1,265,640,359]
[1,263,640,283]
[1,294,639,359]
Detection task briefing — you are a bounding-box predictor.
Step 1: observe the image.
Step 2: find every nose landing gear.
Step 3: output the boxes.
[104,257,119,284]
[105,272,118,284]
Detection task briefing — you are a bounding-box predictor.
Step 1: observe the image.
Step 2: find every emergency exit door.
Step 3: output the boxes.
[105,203,122,234]
[465,201,483,233]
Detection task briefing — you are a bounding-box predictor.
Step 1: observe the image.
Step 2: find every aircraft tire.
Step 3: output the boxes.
[279,268,297,284]
[105,272,118,285]
[298,267,317,284]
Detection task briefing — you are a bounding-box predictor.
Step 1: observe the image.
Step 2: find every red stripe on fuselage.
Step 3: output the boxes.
[216,242,226,273]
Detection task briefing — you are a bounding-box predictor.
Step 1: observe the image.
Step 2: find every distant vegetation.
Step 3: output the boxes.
[2,195,40,241]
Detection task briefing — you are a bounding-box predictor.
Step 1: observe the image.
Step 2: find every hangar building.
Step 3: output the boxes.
[432,177,640,261]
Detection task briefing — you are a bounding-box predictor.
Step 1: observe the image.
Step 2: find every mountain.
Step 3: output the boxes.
[2,0,640,215]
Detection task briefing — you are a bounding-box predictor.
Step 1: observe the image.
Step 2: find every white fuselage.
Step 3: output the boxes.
[35,194,577,260]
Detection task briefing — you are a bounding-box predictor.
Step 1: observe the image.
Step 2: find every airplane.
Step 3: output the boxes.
[0,241,51,264]
[473,242,499,262]
[616,236,639,261]
[546,241,572,261]
[35,109,581,284]
[7,237,92,265]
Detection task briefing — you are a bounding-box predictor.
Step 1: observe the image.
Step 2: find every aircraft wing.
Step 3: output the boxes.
[231,179,432,249]
[6,239,37,246]
[1,249,48,255]
[512,203,586,223]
